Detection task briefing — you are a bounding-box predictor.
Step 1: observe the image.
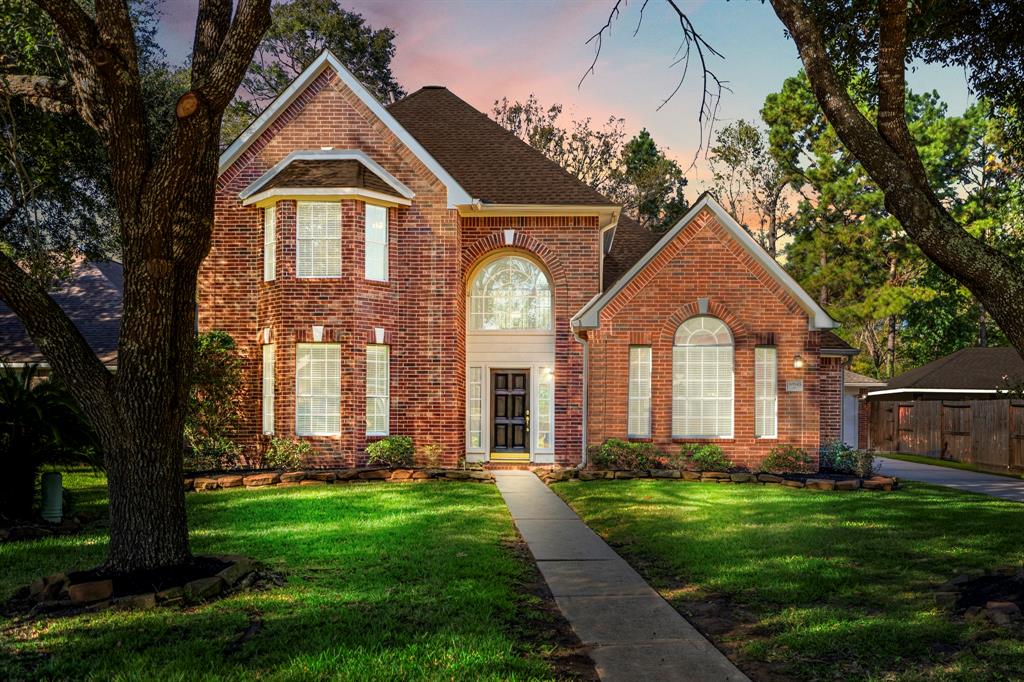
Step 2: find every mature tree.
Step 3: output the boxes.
[492,98,688,231]
[0,0,271,572]
[586,0,1024,361]
[493,94,627,200]
[619,129,689,231]
[708,119,790,257]
[222,0,403,145]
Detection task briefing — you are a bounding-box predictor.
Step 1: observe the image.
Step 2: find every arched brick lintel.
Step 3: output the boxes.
[461,231,568,292]
[659,300,750,345]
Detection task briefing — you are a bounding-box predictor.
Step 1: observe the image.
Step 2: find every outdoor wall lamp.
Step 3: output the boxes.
[793,354,805,369]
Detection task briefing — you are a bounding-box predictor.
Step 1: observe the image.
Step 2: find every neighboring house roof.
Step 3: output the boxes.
[574,194,841,331]
[820,331,858,356]
[219,51,472,208]
[0,260,122,367]
[845,368,886,388]
[868,347,1024,397]
[239,150,415,206]
[603,214,660,290]
[389,86,615,207]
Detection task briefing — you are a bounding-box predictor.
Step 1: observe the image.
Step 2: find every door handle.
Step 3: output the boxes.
[525,410,530,429]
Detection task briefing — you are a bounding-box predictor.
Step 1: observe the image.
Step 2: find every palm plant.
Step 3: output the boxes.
[0,364,99,520]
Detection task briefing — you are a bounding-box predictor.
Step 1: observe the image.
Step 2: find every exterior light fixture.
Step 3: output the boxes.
[793,354,805,369]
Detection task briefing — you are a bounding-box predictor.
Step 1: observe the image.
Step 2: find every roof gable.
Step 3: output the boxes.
[388,87,615,207]
[573,194,839,330]
[218,50,471,208]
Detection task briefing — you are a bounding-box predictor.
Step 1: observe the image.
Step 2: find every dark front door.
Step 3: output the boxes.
[492,370,529,453]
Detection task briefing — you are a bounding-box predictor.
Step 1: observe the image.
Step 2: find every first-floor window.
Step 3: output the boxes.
[536,367,554,450]
[366,344,389,436]
[672,316,734,438]
[262,344,275,434]
[628,346,652,438]
[755,346,778,438]
[468,367,483,448]
[296,343,340,436]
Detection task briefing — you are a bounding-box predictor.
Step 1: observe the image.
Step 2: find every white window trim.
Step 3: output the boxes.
[296,201,342,279]
[364,204,388,282]
[628,346,652,439]
[467,254,553,332]
[755,346,778,439]
[366,344,390,436]
[672,317,735,439]
[263,207,276,282]
[295,343,341,436]
[262,344,275,434]
[467,366,484,451]
[536,366,555,452]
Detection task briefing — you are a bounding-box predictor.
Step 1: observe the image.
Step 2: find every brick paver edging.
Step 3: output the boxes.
[185,468,494,491]
[536,467,897,491]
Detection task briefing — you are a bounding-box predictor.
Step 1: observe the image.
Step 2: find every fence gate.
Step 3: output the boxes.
[941,402,972,461]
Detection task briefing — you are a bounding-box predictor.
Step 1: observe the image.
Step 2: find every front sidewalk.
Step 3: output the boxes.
[876,456,1024,502]
[494,471,748,681]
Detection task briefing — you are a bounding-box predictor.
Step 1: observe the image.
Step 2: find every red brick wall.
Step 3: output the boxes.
[818,356,843,447]
[203,70,463,467]
[460,217,602,465]
[586,208,837,471]
[858,397,871,449]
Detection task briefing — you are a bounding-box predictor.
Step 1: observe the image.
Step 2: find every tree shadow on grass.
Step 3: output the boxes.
[553,479,1024,680]
[1,483,556,681]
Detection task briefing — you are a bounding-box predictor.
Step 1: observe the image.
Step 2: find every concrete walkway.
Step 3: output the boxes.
[876,456,1024,502]
[494,471,748,681]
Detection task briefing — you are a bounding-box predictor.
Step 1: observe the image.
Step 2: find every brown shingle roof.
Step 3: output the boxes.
[0,260,122,366]
[820,331,857,354]
[602,214,660,290]
[845,368,885,387]
[886,347,1024,391]
[388,87,614,206]
[259,159,397,196]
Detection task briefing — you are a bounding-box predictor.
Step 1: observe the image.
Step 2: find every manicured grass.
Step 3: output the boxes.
[553,479,1024,681]
[880,452,1024,480]
[1,473,562,681]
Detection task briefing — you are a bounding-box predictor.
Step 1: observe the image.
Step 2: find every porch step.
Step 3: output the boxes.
[482,462,538,471]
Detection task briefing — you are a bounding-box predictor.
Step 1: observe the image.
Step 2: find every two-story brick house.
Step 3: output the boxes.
[201,50,853,470]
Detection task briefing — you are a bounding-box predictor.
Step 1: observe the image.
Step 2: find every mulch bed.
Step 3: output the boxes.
[537,466,897,491]
[935,568,1024,627]
[1,516,86,543]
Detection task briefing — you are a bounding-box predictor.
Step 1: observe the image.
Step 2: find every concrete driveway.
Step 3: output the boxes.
[875,456,1024,503]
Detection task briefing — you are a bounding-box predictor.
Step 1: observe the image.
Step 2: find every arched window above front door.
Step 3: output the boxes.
[468,255,552,331]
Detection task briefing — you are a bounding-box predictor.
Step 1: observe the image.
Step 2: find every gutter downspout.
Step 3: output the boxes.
[572,327,589,469]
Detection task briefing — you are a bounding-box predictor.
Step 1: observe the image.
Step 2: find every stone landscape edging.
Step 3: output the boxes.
[184,467,495,492]
[535,467,897,491]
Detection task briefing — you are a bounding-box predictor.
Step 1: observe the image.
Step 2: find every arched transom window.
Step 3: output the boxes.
[469,255,552,331]
[672,316,734,438]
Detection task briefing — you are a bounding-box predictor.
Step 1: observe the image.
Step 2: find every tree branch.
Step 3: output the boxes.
[0,251,115,416]
[0,75,75,115]
[197,0,272,111]
[192,0,234,80]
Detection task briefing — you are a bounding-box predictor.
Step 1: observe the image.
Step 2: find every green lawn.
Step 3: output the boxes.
[880,451,1024,480]
[1,472,566,681]
[553,479,1024,681]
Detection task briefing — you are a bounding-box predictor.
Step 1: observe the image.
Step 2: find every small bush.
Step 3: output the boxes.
[264,437,311,470]
[820,440,874,477]
[417,443,443,468]
[185,330,243,470]
[759,444,815,473]
[366,436,414,467]
[679,443,731,471]
[588,438,661,470]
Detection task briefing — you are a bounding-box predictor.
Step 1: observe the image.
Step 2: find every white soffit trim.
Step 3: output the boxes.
[866,387,1003,397]
[218,50,472,208]
[239,149,415,201]
[242,187,413,207]
[572,194,840,331]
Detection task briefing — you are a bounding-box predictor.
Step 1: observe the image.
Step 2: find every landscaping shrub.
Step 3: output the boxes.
[184,330,243,471]
[759,444,815,473]
[264,437,312,470]
[820,440,875,477]
[416,443,443,468]
[366,435,414,467]
[678,443,732,471]
[0,364,99,520]
[587,438,662,470]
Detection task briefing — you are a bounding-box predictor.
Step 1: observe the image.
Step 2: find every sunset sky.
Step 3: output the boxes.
[158,0,971,185]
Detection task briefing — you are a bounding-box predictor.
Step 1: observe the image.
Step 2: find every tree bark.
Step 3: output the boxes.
[1,0,271,573]
[769,0,1024,361]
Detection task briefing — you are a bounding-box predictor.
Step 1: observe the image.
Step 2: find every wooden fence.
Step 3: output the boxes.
[868,398,1024,473]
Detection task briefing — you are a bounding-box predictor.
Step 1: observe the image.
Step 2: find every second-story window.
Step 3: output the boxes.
[296,201,341,278]
[263,206,276,281]
[365,204,388,281]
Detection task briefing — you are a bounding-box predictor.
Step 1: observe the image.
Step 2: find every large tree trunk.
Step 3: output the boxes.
[770,0,1024,361]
